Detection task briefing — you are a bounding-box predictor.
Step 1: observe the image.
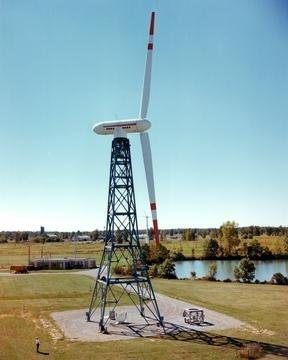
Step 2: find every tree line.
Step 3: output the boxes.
[177,225,287,242]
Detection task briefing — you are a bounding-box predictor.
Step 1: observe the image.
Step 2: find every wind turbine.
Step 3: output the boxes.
[87,13,164,331]
[93,11,160,245]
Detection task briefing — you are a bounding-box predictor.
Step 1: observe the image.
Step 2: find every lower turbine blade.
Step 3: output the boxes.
[140,132,160,245]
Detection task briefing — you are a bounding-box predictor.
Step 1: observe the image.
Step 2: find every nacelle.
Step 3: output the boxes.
[93,119,151,135]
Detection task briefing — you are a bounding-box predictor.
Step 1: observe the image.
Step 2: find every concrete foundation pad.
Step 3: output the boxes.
[51,293,244,342]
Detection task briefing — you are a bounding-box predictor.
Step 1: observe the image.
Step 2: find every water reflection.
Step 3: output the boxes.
[175,259,288,281]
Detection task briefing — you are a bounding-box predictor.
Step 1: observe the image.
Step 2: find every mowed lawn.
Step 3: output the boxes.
[0,273,287,360]
[152,279,288,345]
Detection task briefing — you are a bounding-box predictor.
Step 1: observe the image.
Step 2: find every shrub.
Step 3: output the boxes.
[207,262,217,281]
[170,249,185,261]
[237,343,264,359]
[270,272,288,285]
[190,271,196,280]
[0,236,7,243]
[234,266,242,282]
[148,264,158,278]
[113,264,133,276]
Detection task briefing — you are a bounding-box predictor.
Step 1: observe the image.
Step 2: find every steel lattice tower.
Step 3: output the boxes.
[87,137,163,333]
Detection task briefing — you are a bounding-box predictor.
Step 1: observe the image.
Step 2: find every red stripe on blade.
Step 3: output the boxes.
[148,43,153,50]
[150,203,156,211]
[150,12,155,35]
[153,219,160,246]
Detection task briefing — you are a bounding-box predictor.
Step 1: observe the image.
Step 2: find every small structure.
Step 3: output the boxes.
[10,265,28,274]
[183,308,205,325]
[29,257,96,270]
[76,235,91,242]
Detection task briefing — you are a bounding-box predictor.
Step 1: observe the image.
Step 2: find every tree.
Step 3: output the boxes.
[90,229,100,241]
[141,243,150,263]
[170,249,185,261]
[234,258,255,282]
[219,221,240,257]
[169,229,175,237]
[115,229,129,244]
[283,236,288,253]
[245,239,263,259]
[160,231,166,242]
[182,228,196,241]
[141,243,170,264]
[148,227,154,241]
[157,259,177,279]
[245,239,272,259]
[203,238,219,258]
[207,262,217,281]
[0,235,7,243]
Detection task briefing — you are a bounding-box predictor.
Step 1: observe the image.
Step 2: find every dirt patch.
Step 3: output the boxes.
[242,324,275,336]
[39,315,63,343]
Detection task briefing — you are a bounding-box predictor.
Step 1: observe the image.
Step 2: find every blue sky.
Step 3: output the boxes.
[0,0,287,231]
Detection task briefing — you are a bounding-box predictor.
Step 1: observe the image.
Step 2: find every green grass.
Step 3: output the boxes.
[152,279,288,345]
[0,242,103,269]
[0,272,287,359]
[163,238,205,258]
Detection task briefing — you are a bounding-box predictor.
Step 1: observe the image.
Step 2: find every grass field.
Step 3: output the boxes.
[0,235,286,270]
[0,242,103,269]
[0,271,287,360]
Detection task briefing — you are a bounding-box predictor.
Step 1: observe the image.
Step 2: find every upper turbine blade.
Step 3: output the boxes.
[140,132,160,245]
[139,12,155,119]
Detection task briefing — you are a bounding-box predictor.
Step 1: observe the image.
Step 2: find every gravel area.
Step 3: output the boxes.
[51,292,244,342]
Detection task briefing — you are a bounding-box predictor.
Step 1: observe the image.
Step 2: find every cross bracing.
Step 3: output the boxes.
[87,137,163,333]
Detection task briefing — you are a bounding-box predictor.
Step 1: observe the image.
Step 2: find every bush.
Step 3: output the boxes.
[237,343,264,359]
[234,266,242,282]
[207,262,217,281]
[170,249,185,261]
[31,236,46,244]
[148,264,158,278]
[190,271,197,280]
[0,236,7,243]
[113,264,133,276]
[270,272,288,285]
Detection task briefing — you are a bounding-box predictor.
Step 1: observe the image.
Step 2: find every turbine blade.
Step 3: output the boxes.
[140,132,160,245]
[139,12,155,119]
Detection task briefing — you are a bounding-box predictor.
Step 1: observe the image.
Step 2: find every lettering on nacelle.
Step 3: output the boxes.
[104,125,133,131]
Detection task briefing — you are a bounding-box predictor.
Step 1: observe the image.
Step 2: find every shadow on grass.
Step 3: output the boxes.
[162,322,288,358]
[38,350,50,355]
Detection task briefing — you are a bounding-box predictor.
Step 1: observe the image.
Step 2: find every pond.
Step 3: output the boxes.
[175,259,288,281]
